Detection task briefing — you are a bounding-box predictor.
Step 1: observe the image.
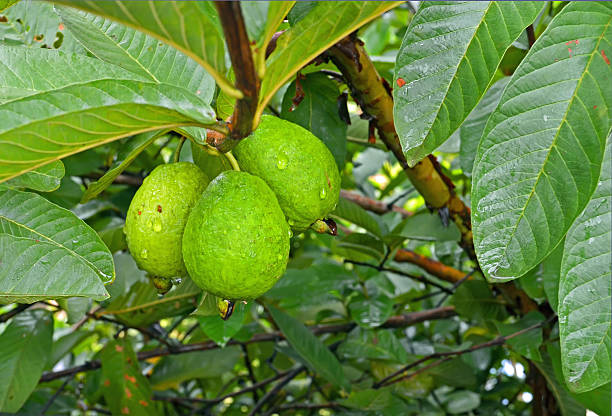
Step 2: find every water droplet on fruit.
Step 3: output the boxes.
[146,221,153,229]
[153,219,162,232]
[319,188,327,199]
[277,157,288,170]
[288,219,295,226]
[140,249,148,259]
[288,229,293,238]
[277,253,283,261]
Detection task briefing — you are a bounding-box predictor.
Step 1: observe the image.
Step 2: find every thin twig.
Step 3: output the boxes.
[173,136,186,163]
[526,25,536,48]
[40,307,454,383]
[248,367,305,416]
[340,189,412,217]
[434,269,476,307]
[40,377,71,414]
[374,316,555,388]
[241,344,260,402]
[345,259,452,293]
[0,303,33,322]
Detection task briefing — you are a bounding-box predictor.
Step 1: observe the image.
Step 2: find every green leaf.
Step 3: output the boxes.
[348,293,393,329]
[547,343,611,416]
[394,1,544,166]
[268,305,350,391]
[0,310,53,413]
[450,279,507,324]
[541,240,564,313]
[254,1,295,75]
[341,388,392,411]
[0,0,19,13]
[390,210,461,242]
[55,6,215,103]
[52,0,233,95]
[0,54,216,182]
[495,311,545,361]
[0,188,113,302]
[0,46,145,104]
[100,338,158,416]
[58,296,91,324]
[191,141,232,180]
[559,137,611,392]
[3,161,64,192]
[445,391,481,414]
[48,330,95,370]
[334,232,386,262]
[472,2,612,281]
[339,328,408,363]
[257,1,402,118]
[332,197,386,238]
[81,130,162,203]
[456,77,510,176]
[197,302,249,347]
[280,72,347,170]
[532,348,587,416]
[150,346,241,390]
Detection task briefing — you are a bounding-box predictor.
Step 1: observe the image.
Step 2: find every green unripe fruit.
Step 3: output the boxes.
[233,115,341,231]
[182,171,290,301]
[124,162,208,278]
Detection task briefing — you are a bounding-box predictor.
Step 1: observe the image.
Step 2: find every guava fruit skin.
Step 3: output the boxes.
[124,162,208,278]
[182,170,290,301]
[233,115,341,231]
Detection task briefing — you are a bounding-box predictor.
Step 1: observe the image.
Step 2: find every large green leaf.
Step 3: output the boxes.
[332,197,386,238]
[0,310,53,413]
[52,0,232,94]
[472,2,612,281]
[0,49,216,182]
[55,6,215,103]
[280,72,347,170]
[254,1,295,75]
[0,0,18,13]
[3,160,64,192]
[393,1,543,166]
[0,188,112,302]
[268,305,350,391]
[456,77,510,177]
[257,1,401,119]
[559,137,611,393]
[100,339,158,416]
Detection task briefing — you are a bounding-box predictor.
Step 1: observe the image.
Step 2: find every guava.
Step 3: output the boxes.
[233,115,341,231]
[182,170,290,300]
[124,162,208,278]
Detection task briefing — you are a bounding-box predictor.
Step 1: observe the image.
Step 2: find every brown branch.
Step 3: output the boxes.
[340,189,412,217]
[39,306,454,383]
[526,25,536,48]
[0,303,34,322]
[327,36,475,260]
[214,1,259,151]
[374,317,554,388]
[394,249,468,284]
[248,366,305,416]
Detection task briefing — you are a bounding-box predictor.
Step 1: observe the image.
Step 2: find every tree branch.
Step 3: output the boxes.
[214,1,259,151]
[374,317,554,388]
[0,303,34,322]
[39,306,455,383]
[248,366,305,416]
[340,189,412,217]
[327,36,475,259]
[393,249,468,284]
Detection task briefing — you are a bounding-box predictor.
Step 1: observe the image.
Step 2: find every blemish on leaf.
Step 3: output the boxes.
[601,50,610,65]
[124,374,137,383]
[103,379,110,387]
[121,407,130,414]
[125,387,132,398]
[396,77,406,87]
[594,105,598,109]
[58,23,64,31]
[115,345,124,352]
[139,400,149,407]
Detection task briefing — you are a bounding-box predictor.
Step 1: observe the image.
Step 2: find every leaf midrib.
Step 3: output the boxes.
[496,13,612,277]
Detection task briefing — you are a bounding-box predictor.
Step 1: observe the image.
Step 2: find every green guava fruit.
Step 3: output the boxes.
[182,170,290,300]
[124,162,208,278]
[233,115,341,231]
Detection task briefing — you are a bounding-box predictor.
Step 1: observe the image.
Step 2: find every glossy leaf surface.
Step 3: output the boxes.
[394,1,543,166]
[472,2,612,280]
[559,137,611,392]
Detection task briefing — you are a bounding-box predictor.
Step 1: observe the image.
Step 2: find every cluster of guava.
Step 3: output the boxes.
[124,116,340,304]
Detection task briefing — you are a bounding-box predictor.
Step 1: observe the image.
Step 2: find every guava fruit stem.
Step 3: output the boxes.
[310,218,338,236]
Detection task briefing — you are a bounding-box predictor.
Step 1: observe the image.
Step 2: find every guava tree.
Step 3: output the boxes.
[0,1,610,415]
